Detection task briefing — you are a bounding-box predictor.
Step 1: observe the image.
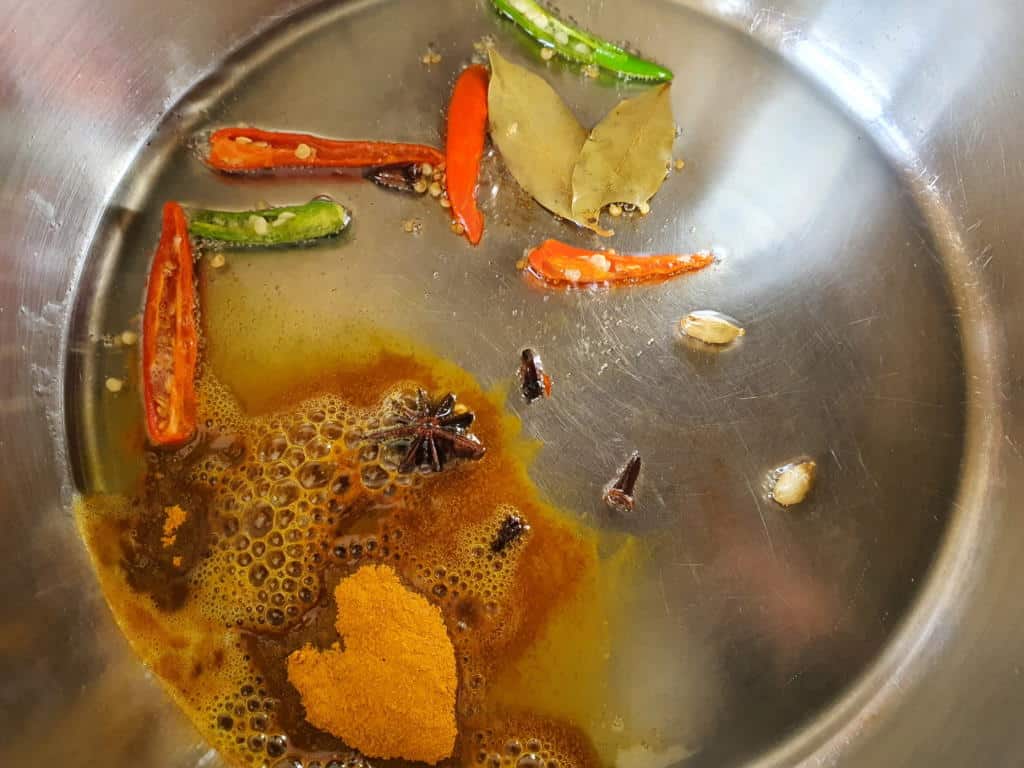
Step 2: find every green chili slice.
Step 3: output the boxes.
[490,0,673,82]
[187,198,350,246]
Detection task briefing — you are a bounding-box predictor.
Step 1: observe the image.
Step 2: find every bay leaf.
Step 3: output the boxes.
[571,84,675,228]
[488,49,609,234]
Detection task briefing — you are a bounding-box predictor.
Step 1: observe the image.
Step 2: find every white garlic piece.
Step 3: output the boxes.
[771,461,817,507]
[680,310,745,345]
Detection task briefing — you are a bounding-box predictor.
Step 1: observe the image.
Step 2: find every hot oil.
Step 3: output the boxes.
[76,311,648,768]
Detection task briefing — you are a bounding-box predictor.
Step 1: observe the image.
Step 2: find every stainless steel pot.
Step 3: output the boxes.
[3,1,1023,766]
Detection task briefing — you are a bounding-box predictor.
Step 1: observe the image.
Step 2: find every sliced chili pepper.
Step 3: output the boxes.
[524,239,713,288]
[491,0,673,82]
[206,127,445,173]
[187,198,350,246]
[445,65,489,245]
[143,202,198,447]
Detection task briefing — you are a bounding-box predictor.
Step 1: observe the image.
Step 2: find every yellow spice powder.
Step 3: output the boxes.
[161,505,187,548]
[287,565,457,764]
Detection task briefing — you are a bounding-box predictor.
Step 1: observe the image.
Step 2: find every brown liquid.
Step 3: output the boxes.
[77,337,640,768]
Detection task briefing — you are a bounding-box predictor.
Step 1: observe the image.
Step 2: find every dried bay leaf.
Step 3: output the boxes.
[487,49,610,235]
[571,84,675,228]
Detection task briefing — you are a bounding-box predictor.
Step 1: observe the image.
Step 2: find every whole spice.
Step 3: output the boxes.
[287,565,457,764]
[206,127,444,173]
[490,0,673,82]
[487,50,608,234]
[571,84,675,229]
[491,513,530,553]
[365,163,425,193]
[187,198,350,246]
[518,348,552,402]
[680,310,746,345]
[363,390,486,473]
[771,461,817,507]
[143,201,198,446]
[525,239,713,288]
[445,65,490,244]
[604,451,642,514]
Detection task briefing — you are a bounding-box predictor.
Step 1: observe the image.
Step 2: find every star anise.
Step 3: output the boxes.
[363,390,486,474]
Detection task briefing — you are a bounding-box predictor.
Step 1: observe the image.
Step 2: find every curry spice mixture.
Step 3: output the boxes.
[287,565,457,764]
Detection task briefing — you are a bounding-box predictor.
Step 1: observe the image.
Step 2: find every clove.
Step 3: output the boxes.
[490,514,530,553]
[518,348,552,402]
[603,451,642,514]
[365,163,425,193]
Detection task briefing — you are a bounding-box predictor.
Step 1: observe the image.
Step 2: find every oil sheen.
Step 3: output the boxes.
[76,263,658,768]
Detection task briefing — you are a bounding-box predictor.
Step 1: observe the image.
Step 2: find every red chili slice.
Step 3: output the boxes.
[445,65,490,245]
[524,239,714,288]
[142,201,198,446]
[207,127,445,173]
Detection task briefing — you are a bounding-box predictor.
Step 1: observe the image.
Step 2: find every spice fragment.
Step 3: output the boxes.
[161,504,188,548]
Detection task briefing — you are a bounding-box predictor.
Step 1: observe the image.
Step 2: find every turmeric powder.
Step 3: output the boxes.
[286,565,457,764]
[161,504,187,548]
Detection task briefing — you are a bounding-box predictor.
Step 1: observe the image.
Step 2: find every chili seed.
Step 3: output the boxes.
[120,330,138,346]
[235,136,253,144]
[209,253,227,269]
[541,48,555,61]
[249,216,269,236]
[294,143,312,160]
[429,182,443,198]
[105,377,124,393]
[608,203,623,217]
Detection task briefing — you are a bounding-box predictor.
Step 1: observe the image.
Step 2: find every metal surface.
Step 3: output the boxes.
[1,1,1022,767]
